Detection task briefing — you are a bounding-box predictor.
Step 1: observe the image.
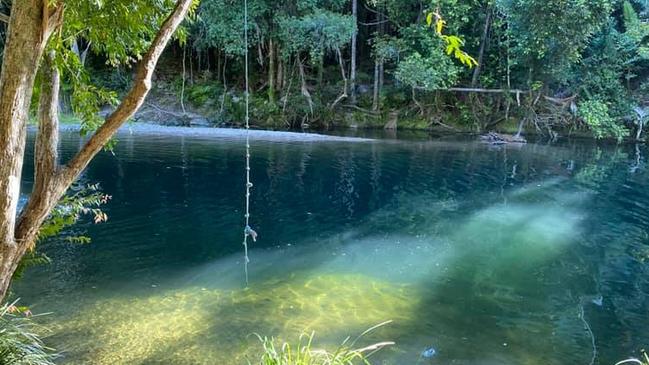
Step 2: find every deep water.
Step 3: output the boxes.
[14,128,649,364]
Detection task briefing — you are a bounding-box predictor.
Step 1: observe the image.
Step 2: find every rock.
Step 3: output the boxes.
[189,117,211,127]
[591,295,603,307]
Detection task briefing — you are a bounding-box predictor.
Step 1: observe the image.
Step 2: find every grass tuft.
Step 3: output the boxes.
[254,321,393,365]
[0,301,58,365]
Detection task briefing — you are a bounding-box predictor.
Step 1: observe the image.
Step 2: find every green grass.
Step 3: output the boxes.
[254,321,393,365]
[0,301,58,365]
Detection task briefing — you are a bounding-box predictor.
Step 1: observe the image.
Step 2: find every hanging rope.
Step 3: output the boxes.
[242,0,257,286]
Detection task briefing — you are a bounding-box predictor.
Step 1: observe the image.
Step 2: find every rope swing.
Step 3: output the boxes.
[242,0,257,286]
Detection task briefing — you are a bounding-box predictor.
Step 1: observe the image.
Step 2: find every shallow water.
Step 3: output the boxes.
[14,128,649,364]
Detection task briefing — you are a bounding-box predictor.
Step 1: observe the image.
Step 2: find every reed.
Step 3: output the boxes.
[0,301,58,365]
[254,321,393,365]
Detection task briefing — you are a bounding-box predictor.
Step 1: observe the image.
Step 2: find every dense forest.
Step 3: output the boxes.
[69,0,649,139]
[0,0,647,138]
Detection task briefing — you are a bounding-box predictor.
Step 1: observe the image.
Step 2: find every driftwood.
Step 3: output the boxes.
[479,132,527,145]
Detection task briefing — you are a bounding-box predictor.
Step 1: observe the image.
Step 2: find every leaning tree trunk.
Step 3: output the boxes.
[0,0,193,301]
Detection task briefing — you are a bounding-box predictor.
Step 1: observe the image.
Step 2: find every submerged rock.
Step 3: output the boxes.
[421,347,437,358]
[479,132,527,145]
[591,295,603,307]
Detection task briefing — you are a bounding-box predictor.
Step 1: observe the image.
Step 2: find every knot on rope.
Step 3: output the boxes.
[244,225,258,242]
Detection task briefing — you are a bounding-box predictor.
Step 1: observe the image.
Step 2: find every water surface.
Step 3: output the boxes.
[15,128,649,364]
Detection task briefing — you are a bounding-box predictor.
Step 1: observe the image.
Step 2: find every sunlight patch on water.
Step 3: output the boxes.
[43,179,594,365]
[50,274,415,364]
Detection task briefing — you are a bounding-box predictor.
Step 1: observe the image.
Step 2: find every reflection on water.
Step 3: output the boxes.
[14,130,649,364]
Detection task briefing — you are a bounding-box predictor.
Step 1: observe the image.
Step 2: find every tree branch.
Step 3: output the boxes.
[15,0,193,243]
[330,47,348,109]
[15,52,61,247]
[61,0,193,184]
[447,87,528,94]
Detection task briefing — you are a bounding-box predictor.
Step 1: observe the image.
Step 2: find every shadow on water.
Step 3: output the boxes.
[14,130,649,364]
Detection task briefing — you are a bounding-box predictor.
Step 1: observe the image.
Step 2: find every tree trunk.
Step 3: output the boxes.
[372,59,380,111]
[276,51,284,92]
[5,52,64,293]
[379,61,384,90]
[299,58,314,115]
[372,6,384,112]
[268,38,276,103]
[349,0,358,104]
[317,55,324,91]
[0,0,55,300]
[471,7,492,87]
[0,0,193,301]
[181,44,186,113]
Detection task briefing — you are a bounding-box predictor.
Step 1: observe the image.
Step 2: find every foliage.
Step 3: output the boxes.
[43,0,649,138]
[370,35,401,63]
[254,323,393,365]
[577,99,629,141]
[396,52,459,90]
[65,0,179,65]
[497,0,613,84]
[38,184,111,242]
[279,9,356,61]
[185,81,223,105]
[394,24,460,90]
[0,302,58,365]
[426,10,478,68]
[195,0,268,56]
[13,184,111,281]
[41,0,199,137]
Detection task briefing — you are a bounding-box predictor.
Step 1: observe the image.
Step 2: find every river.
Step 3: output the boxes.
[14,126,649,364]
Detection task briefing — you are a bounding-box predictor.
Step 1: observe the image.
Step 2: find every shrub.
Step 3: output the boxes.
[578,99,629,141]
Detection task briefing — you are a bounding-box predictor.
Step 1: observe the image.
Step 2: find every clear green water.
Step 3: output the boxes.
[14,129,649,364]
